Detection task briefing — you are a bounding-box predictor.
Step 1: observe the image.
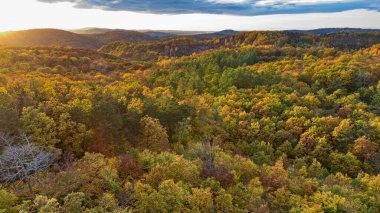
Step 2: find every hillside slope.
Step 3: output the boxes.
[289,28,380,34]
[0,31,380,212]
[99,37,217,61]
[99,31,380,62]
[0,29,101,49]
[86,30,158,43]
[0,28,158,49]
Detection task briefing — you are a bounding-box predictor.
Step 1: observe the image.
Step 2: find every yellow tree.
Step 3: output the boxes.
[139,116,169,152]
[21,107,59,149]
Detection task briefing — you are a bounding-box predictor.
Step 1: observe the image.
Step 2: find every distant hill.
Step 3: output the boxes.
[215,31,380,49]
[70,27,119,34]
[289,28,380,35]
[194,30,239,39]
[1,28,379,50]
[99,37,217,61]
[72,28,160,43]
[0,28,238,50]
[142,31,176,37]
[100,30,380,62]
[137,30,214,36]
[0,28,158,49]
[73,28,215,37]
[139,30,239,39]
[86,30,158,43]
[138,30,239,38]
[0,29,101,49]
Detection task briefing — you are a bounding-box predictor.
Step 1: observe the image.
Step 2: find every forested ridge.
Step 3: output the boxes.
[0,31,379,212]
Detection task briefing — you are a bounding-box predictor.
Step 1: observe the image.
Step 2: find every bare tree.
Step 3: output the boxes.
[0,133,55,193]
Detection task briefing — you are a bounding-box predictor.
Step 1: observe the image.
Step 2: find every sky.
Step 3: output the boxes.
[0,0,379,31]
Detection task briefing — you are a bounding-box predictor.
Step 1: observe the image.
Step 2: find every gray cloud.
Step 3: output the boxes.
[37,0,379,15]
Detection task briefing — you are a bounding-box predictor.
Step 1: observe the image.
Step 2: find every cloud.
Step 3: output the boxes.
[255,0,355,6]
[37,0,379,15]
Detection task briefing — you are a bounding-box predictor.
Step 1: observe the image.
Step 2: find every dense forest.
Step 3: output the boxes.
[0,30,379,212]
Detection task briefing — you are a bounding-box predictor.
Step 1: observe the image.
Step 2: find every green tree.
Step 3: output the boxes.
[135,180,188,212]
[57,113,92,156]
[98,193,119,212]
[21,107,59,148]
[0,189,18,211]
[0,88,19,134]
[62,192,86,213]
[247,141,275,165]
[139,116,169,152]
[215,189,234,213]
[329,152,361,177]
[188,187,214,212]
[33,195,61,213]
[332,119,354,151]
[144,156,200,187]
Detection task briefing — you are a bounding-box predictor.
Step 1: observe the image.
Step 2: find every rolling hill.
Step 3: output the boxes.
[1,28,379,51]
[86,30,158,44]
[0,29,101,49]
[288,28,380,35]
[0,28,238,50]
[70,27,119,34]
[194,30,239,39]
[1,28,380,212]
[0,28,160,49]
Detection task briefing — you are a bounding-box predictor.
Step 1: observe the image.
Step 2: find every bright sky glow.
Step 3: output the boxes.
[0,0,379,31]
